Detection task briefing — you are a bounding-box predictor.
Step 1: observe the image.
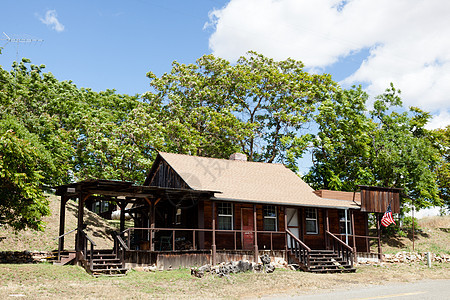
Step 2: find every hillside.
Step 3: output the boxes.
[381,215,450,254]
[0,194,116,251]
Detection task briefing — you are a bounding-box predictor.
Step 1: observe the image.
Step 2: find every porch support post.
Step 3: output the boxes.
[365,213,370,252]
[149,199,155,251]
[284,207,288,260]
[325,209,329,249]
[253,204,258,263]
[211,201,216,265]
[351,210,357,263]
[299,208,304,240]
[75,192,84,253]
[344,209,349,244]
[377,213,383,261]
[119,201,127,233]
[58,195,68,255]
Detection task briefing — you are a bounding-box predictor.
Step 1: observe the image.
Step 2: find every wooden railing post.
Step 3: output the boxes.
[212,202,216,265]
[351,210,357,263]
[193,230,196,250]
[253,205,258,263]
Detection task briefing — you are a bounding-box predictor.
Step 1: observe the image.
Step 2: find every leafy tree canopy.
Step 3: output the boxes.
[145,52,337,171]
[305,84,442,209]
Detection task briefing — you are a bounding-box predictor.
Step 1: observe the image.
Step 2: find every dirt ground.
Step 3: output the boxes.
[0,262,449,299]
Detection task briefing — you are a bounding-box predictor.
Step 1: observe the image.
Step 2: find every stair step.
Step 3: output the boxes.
[92,258,121,263]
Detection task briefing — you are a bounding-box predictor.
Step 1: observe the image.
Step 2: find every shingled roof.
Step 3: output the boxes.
[155,152,359,209]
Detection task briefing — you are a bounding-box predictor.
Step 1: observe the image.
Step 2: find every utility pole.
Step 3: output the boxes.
[1,32,44,61]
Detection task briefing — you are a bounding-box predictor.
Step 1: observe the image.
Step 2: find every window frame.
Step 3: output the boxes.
[217,202,233,230]
[305,208,318,235]
[338,210,352,235]
[263,205,278,231]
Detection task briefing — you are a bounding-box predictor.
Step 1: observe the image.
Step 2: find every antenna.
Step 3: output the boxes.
[1,32,44,61]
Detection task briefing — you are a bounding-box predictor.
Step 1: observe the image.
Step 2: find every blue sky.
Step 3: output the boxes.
[1,0,449,130]
[0,1,227,95]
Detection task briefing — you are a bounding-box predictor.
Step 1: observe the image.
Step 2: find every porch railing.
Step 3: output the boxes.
[118,227,285,252]
[286,229,311,271]
[112,232,128,268]
[54,228,77,261]
[79,230,96,269]
[325,230,353,268]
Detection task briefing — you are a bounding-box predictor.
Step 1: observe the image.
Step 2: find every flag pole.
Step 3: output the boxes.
[412,198,415,251]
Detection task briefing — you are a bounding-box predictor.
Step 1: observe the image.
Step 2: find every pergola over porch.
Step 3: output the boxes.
[55,179,216,262]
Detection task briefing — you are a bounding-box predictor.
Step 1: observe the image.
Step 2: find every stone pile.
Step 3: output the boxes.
[133,265,158,272]
[383,251,450,263]
[191,255,281,278]
[0,251,52,263]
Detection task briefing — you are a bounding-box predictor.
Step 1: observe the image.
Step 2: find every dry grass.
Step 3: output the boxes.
[418,215,450,229]
[0,263,448,299]
[381,215,450,255]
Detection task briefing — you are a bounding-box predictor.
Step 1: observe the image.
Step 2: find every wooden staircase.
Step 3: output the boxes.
[53,251,76,266]
[85,249,128,277]
[288,249,355,273]
[308,250,355,273]
[286,230,356,273]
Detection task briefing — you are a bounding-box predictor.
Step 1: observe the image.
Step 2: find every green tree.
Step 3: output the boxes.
[0,117,51,230]
[145,52,337,170]
[432,126,450,209]
[306,84,441,209]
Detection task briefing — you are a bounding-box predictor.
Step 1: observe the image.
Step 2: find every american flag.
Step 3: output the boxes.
[381,203,396,227]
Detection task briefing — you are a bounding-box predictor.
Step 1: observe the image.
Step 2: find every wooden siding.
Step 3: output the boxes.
[202,201,369,252]
[147,158,189,189]
[360,186,401,213]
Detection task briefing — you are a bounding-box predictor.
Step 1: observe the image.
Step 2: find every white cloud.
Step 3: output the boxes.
[39,10,65,32]
[425,110,450,130]
[207,0,450,127]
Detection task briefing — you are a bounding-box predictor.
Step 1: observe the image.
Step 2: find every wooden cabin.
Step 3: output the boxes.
[55,152,400,275]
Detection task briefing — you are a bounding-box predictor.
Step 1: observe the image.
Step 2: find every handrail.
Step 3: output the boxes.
[80,230,97,247]
[286,230,311,252]
[116,234,129,251]
[286,229,310,271]
[79,230,96,270]
[326,230,354,268]
[54,228,77,240]
[55,228,78,261]
[118,227,285,252]
[326,231,353,251]
[112,232,128,268]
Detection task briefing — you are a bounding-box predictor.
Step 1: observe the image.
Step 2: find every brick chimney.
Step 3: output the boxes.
[229,153,247,161]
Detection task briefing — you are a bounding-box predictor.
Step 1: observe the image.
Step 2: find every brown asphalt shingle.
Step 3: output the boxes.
[159,152,359,209]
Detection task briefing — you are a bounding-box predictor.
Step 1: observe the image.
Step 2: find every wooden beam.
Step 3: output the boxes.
[119,201,127,233]
[377,213,382,261]
[58,196,68,254]
[325,209,329,249]
[365,213,370,252]
[284,207,288,260]
[253,204,258,263]
[351,210,357,262]
[211,202,216,265]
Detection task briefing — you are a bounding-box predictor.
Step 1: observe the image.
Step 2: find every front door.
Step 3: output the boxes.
[286,208,300,247]
[241,208,254,250]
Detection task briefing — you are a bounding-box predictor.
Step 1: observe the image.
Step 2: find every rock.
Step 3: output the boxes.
[253,263,263,272]
[260,254,271,265]
[265,263,275,273]
[191,267,204,278]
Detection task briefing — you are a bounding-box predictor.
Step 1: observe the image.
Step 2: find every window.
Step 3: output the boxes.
[339,210,352,235]
[217,203,233,230]
[263,206,277,231]
[305,208,318,234]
